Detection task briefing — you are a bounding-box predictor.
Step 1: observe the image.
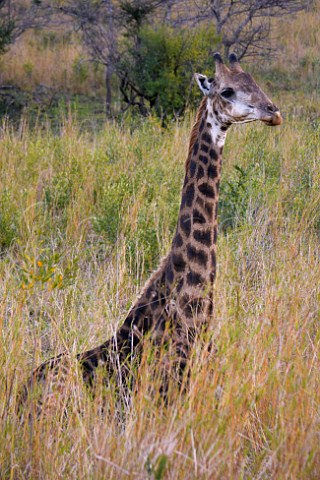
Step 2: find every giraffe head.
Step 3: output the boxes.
[195,53,282,127]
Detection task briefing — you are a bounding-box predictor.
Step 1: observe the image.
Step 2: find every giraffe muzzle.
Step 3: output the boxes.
[262,110,282,126]
[270,110,282,126]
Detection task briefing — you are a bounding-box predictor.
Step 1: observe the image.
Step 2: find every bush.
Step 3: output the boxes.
[119,24,220,119]
[93,173,135,244]
[93,172,161,274]
[0,18,14,54]
[219,129,282,232]
[0,190,18,252]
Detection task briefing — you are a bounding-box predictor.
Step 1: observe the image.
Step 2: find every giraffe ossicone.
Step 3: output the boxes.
[19,53,282,411]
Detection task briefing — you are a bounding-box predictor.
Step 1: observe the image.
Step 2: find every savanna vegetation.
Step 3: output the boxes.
[0,1,320,479]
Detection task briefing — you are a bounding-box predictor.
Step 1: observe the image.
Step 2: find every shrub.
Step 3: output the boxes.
[119,24,220,119]
[0,189,18,252]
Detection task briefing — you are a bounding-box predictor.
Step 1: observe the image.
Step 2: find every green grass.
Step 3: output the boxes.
[0,108,319,479]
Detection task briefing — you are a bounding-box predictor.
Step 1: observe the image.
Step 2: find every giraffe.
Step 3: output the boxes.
[19,53,282,409]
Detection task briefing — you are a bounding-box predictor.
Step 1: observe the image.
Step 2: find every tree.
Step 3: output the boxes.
[44,0,174,116]
[0,0,14,54]
[49,0,118,116]
[0,0,54,118]
[196,0,312,58]
[0,0,53,50]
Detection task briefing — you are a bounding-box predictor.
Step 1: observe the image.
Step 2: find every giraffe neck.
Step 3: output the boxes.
[170,96,229,297]
[101,97,230,358]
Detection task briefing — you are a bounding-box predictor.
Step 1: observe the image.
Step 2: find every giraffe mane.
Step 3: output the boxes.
[185,96,207,173]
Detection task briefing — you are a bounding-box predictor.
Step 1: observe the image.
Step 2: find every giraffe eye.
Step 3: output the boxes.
[221,88,235,99]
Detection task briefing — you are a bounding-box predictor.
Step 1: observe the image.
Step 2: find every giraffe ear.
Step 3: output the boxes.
[194,73,214,96]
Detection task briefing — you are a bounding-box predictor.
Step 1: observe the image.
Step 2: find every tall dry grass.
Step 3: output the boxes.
[0,30,104,96]
[0,3,320,478]
[0,108,319,478]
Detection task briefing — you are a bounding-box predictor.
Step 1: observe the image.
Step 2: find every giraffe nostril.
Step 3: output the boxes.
[266,104,275,113]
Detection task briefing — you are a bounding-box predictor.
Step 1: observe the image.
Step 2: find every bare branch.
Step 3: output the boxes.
[198,0,311,57]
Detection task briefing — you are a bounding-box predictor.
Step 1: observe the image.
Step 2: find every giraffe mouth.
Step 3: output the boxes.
[261,111,283,126]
